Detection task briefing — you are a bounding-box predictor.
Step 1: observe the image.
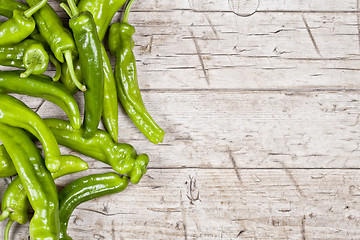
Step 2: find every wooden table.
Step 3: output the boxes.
[1,0,360,239]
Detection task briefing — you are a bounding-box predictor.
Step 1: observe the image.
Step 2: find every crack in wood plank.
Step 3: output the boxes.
[229,149,243,185]
[205,14,219,39]
[180,190,188,240]
[111,220,115,240]
[302,15,322,57]
[76,207,127,216]
[301,215,306,240]
[282,163,306,198]
[189,30,210,85]
[186,175,200,204]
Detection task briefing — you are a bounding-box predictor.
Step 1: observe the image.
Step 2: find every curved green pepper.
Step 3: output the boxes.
[0,94,79,172]
[0,145,16,178]
[0,0,47,46]
[0,40,49,77]
[0,124,59,239]
[0,0,28,18]
[61,0,103,138]
[59,172,129,240]
[1,154,88,235]
[77,0,126,41]
[0,71,81,129]
[76,0,127,142]
[45,118,149,184]
[109,0,164,144]
[24,0,85,91]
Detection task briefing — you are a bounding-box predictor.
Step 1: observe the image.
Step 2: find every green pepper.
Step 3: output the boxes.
[76,0,128,142]
[77,0,126,41]
[0,0,47,46]
[59,172,129,240]
[62,0,123,142]
[45,118,149,184]
[101,45,119,142]
[1,155,88,238]
[0,71,81,129]
[0,145,16,178]
[0,0,28,18]
[60,46,119,142]
[61,59,82,95]
[0,94,80,173]
[109,0,165,144]
[61,0,103,138]
[0,124,59,239]
[24,0,85,91]
[0,40,49,78]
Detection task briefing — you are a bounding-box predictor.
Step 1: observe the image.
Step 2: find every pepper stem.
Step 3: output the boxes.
[122,0,136,24]
[67,0,79,17]
[64,50,86,91]
[49,53,61,81]
[0,207,13,222]
[23,0,47,18]
[60,3,73,18]
[20,58,39,78]
[4,219,14,240]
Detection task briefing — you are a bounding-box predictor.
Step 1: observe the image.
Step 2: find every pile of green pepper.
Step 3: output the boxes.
[0,0,164,238]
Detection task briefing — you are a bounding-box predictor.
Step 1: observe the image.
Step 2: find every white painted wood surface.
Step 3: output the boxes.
[1,0,360,239]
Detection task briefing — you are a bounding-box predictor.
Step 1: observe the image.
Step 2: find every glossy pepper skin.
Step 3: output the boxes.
[0,94,80,173]
[0,124,60,239]
[0,40,49,78]
[77,0,127,41]
[1,155,88,231]
[61,46,119,142]
[0,1,63,81]
[45,118,149,184]
[61,59,82,95]
[0,0,28,18]
[62,1,104,138]
[77,0,126,142]
[0,71,81,129]
[24,0,85,91]
[62,0,121,141]
[59,172,129,240]
[101,45,119,142]
[0,0,47,46]
[0,145,16,177]
[109,22,165,144]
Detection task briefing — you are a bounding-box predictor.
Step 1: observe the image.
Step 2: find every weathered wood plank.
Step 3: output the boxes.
[6,90,355,169]
[1,169,360,239]
[3,10,360,90]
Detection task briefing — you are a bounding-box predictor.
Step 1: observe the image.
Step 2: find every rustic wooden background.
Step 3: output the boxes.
[1,0,360,239]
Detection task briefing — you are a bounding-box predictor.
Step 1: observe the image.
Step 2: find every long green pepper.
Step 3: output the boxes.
[45,118,149,184]
[24,0,86,91]
[61,0,125,142]
[0,0,47,46]
[0,124,59,239]
[61,0,104,138]
[1,155,88,238]
[0,71,81,129]
[109,0,165,144]
[0,94,80,173]
[59,172,129,240]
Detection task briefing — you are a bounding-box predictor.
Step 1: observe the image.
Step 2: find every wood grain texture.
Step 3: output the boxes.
[0,0,360,239]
